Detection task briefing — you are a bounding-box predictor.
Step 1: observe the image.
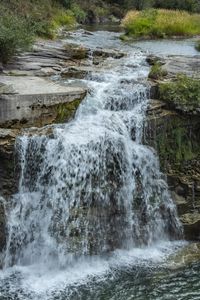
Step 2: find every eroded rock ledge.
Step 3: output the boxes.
[147,54,200,241]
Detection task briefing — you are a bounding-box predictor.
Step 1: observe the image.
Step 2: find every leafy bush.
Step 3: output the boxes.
[122,9,200,38]
[0,11,34,64]
[71,4,87,23]
[53,10,76,28]
[159,74,200,111]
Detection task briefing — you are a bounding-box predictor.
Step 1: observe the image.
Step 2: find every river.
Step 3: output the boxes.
[0,29,199,300]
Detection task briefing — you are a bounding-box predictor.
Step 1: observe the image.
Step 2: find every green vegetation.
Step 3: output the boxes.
[159,74,200,112]
[56,99,82,123]
[155,116,199,171]
[1,0,200,63]
[122,9,200,38]
[0,7,34,64]
[0,0,123,64]
[148,62,168,79]
[124,0,200,12]
[195,40,200,51]
[0,0,78,63]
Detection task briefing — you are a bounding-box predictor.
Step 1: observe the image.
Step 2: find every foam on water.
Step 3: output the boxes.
[0,241,186,300]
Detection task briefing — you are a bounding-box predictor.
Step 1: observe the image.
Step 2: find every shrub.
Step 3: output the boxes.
[53,10,76,28]
[159,74,200,111]
[71,4,87,23]
[0,11,34,64]
[122,9,200,38]
[148,62,168,79]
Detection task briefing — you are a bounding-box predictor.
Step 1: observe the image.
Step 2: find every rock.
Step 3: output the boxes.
[148,55,200,80]
[0,82,15,95]
[180,213,200,240]
[164,55,200,79]
[65,29,94,38]
[61,66,92,79]
[146,53,200,241]
[93,48,125,59]
[146,106,200,240]
[171,191,188,215]
[0,129,19,198]
[168,242,200,268]
[0,76,87,128]
[35,67,59,77]
[64,44,88,60]
[146,55,165,66]
[0,198,6,256]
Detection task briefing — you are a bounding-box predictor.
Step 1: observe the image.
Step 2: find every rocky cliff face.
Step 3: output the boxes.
[146,54,200,241]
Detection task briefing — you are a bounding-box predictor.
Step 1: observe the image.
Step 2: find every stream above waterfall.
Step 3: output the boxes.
[0,29,199,300]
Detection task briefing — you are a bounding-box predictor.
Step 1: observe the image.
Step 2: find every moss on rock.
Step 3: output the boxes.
[150,113,200,173]
[159,74,200,113]
[56,98,82,123]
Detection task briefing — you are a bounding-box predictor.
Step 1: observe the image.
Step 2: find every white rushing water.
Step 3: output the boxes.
[0,30,183,299]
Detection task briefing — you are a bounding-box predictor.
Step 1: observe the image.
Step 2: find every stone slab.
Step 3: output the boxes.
[0,76,86,126]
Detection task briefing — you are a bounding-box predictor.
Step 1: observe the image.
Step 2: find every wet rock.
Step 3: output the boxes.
[61,66,92,79]
[93,48,125,59]
[0,63,3,73]
[168,242,200,268]
[146,106,200,240]
[64,44,88,59]
[180,213,200,240]
[146,55,165,66]
[146,53,200,241]
[0,198,6,255]
[0,129,19,198]
[171,191,188,215]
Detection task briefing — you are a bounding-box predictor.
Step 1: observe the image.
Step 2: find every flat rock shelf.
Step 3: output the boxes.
[0,76,87,128]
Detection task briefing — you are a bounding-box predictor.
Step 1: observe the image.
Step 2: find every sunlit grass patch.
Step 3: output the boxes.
[122,9,200,38]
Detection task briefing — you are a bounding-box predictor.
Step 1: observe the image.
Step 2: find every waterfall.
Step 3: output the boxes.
[4,35,182,270]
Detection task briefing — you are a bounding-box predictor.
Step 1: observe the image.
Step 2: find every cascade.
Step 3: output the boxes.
[4,31,182,270]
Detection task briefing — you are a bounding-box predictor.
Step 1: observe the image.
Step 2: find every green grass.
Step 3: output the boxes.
[122,9,200,38]
[159,74,200,112]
